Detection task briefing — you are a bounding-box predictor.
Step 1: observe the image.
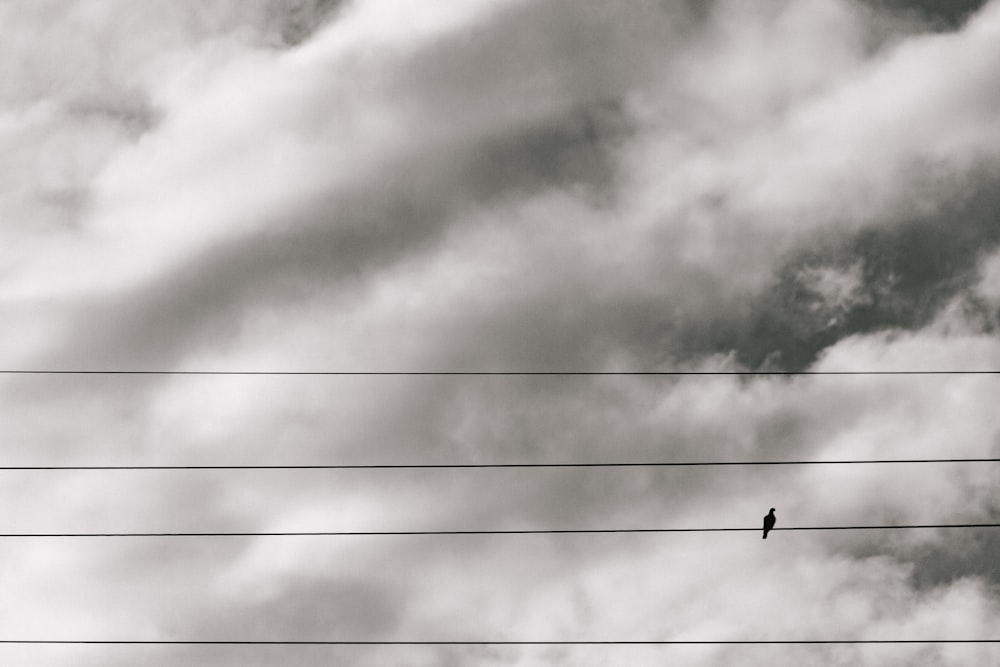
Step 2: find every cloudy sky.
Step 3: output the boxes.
[2,0,1000,664]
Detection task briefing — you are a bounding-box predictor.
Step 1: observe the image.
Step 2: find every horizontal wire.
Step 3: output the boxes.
[0,639,998,645]
[1,458,997,470]
[1,524,998,537]
[0,370,998,376]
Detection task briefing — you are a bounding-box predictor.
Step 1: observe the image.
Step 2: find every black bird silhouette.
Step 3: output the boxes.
[762,508,776,539]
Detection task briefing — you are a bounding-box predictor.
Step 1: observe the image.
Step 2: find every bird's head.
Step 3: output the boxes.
[769,508,775,513]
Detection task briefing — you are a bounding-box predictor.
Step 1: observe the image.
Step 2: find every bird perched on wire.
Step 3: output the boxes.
[762,508,776,539]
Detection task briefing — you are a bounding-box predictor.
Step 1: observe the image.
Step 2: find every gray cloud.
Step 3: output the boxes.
[26,101,629,374]
[860,0,991,29]
[265,0,346,47]
[681,165,1000,369]
[3,1,1000,665]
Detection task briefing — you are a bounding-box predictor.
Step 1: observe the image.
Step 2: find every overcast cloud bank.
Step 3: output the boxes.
[1,1,999,665]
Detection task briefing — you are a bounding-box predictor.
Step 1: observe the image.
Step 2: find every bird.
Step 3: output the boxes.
[762,508,776,539]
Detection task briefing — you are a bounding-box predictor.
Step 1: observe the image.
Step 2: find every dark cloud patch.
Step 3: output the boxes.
[907,526,1000,591]
[462,101,629,206]
[677,169,1000,370]
[838,501,1000,592]
[857,0,990,29]
[264,0,346,47]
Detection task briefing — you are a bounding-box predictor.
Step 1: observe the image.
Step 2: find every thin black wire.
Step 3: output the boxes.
[0,370,998,375]
[0,639,997,645]
[1,524,998,537]
[2,458,997,470]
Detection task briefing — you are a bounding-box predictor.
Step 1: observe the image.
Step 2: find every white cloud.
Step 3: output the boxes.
[2,1,1000,665]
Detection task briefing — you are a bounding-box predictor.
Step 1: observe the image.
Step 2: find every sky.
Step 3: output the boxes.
[1,0,1000,664]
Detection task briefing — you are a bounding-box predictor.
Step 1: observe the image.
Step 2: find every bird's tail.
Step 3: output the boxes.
[762,531,768,539]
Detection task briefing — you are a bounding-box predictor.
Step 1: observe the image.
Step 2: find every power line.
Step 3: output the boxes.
[0,639,997,645]
[0,370,998,376]
[1,524,998,537]
[4,459,1000,471]
[1,458,996,470]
